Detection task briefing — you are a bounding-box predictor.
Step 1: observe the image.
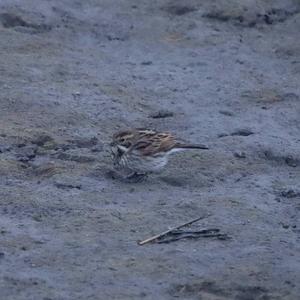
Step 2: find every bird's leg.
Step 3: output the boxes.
[125,172,148,183]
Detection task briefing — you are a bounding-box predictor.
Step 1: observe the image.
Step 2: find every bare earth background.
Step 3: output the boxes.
[0,0,300,299]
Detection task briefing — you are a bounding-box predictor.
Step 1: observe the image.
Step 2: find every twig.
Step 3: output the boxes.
[138,215,210,246]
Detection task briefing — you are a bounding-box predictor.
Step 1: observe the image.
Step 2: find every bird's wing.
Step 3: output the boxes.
[130,132,177,156]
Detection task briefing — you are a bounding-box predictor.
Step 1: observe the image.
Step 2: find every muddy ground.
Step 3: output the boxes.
[0,0,300,299]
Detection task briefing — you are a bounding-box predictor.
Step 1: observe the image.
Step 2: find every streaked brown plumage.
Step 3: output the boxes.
[110,129,208,180]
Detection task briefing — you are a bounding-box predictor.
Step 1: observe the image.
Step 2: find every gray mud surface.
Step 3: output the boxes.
[0,1,300,299]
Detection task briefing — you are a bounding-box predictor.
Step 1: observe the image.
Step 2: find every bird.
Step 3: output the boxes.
[110,128,209,181]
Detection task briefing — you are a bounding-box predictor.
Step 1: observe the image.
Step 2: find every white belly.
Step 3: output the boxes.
[120,152,168,173]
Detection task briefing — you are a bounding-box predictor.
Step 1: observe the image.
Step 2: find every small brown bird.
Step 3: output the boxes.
[110,129,208,181]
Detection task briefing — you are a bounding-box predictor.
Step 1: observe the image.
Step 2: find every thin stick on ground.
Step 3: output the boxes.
[138,215,210,246]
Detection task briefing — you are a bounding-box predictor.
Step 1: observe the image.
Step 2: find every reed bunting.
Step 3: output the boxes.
[110,129,209,181]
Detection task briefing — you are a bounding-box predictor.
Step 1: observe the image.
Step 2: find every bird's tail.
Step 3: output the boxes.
[175,143,209,150]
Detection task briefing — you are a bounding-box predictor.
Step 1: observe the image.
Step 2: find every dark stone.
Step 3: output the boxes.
[231,129,254,136]
[280,189,300,198]
[149,110,174,119]
[0,13,28,28]
[202,12,230,22]
[285,156,298,167]
[0,13,52,32]
[219,110,234,116]
[54,182,81,190]
[141,61,152,65]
